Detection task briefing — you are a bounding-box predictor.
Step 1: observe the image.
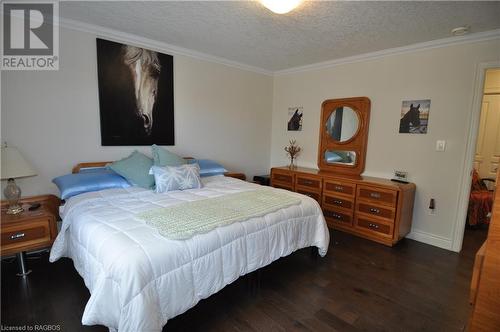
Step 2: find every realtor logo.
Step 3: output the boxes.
[1,1,59,70]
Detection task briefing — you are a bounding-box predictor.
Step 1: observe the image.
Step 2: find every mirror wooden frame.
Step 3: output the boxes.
[317,97,371,176]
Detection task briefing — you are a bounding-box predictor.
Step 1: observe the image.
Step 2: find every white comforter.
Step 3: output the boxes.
[50,176,330,332]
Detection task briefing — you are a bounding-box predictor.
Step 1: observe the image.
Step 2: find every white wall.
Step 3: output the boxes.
[270,39,500,249]
[2,21,499,251]
[1,26,273,196]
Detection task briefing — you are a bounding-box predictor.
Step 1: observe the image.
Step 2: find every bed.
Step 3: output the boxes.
[49,163,330,332]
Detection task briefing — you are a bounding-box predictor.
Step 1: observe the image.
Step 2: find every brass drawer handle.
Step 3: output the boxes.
[368,223,380,229]
[302,180,314,185]
[10,232,25,240]
[370,192,381,199]
[369,208,380,214]
[334,186,344,191]
[333,200,343,205]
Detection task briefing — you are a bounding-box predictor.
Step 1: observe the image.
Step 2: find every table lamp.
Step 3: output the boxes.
[1,144,36,214]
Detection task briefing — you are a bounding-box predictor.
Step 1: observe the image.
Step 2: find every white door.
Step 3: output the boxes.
[474,94,500,179]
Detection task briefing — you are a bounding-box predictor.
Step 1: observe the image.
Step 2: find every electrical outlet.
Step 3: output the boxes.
[428,198,436,215]
[436,140,446,152]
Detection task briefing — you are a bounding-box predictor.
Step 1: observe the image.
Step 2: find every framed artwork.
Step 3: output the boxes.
[287,106,303,131]
[399,99,430,134]
[96,38,174,145]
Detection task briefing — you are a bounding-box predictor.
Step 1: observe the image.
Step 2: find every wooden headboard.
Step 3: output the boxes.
[71,160,246,181]
[72,161,112,173]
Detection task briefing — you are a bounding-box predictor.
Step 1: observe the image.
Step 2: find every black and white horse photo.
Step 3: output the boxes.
[96,39,174,145]
[288,109,303,131]
[399,100,430,134]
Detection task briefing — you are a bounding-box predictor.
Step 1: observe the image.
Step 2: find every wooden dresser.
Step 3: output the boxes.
[271,166,416,246]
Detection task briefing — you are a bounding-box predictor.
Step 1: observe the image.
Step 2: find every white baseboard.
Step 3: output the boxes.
[406,230,454,251]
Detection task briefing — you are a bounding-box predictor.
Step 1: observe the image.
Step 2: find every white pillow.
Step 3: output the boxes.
[149,164,202,193]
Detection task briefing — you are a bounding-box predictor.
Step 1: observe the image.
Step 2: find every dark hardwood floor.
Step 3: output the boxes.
[1,227,487,332]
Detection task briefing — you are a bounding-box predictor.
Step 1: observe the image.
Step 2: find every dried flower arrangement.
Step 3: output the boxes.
[284,139,302,169]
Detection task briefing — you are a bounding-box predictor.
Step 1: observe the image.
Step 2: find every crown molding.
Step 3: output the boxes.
[57,17,274,76]
[57,16,500,77]
[274,29,500,76]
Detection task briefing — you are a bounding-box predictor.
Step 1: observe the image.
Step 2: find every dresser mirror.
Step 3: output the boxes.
[318,97,371,176]
[324,150,357,165]
[326,107,360,143]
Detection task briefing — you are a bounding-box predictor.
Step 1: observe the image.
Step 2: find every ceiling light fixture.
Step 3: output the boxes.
[260,0,302,14]
[451,26,470,36]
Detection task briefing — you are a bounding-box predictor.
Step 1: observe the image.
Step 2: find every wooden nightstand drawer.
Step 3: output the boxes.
[1,195,59,257]
[1,218,52,254]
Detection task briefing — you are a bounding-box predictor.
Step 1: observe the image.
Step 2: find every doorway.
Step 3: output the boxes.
[453,64,500,252]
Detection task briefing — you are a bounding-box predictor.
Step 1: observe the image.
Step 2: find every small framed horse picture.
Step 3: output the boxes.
[288,107,303,131]
[96,38,174,146]
[399,99,430,134]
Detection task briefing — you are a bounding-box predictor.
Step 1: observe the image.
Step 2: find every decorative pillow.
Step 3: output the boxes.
[150,164,202,193]
[152,145,186,167]
[108,151,155,189]
[53,169,131,199]
[187,159,228,177]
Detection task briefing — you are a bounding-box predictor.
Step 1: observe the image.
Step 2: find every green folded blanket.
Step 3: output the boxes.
[138,188,301,240]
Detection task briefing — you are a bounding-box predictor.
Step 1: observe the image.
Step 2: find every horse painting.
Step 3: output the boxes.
[123,45,161,136]
[96,38,174,146]
[288,109,303,131]
[399,103,421,133]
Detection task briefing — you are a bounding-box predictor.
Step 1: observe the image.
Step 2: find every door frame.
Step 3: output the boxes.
[452,60,500,252]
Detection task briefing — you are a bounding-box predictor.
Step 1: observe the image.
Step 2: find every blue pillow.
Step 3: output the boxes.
[152,145,186,167]
[108,151,155,189]
[53,169,131,199]
[188,159,228,177]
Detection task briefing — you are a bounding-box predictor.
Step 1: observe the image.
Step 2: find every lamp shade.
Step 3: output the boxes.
[1,146,36,180]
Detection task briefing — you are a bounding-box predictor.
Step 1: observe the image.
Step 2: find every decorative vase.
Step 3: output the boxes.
[288,157,296,169]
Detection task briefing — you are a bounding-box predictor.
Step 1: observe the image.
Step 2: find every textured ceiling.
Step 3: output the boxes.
[61,1,500,71]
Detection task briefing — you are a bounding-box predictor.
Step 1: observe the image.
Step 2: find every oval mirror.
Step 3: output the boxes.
[324,150,357,166]
[326,106,359,142]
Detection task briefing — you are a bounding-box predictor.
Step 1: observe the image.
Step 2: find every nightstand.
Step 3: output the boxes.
[1,195,59,277]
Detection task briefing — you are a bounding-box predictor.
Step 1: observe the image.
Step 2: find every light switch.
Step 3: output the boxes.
[436,140,446,152]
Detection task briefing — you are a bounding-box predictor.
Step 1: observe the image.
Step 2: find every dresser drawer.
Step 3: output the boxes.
[355,216,393,237]
[272,182,294,191]
[323,194,354,211]
[296,189,321,204]
[1,218,52,253]
[357,185,397,207]
[296,175,322,191]
[323,207,353,227]
[356,202,395,222]
[323,179,355,197]
[271,170,294,184]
